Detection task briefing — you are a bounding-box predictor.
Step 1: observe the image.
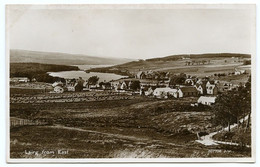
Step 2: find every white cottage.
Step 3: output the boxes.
[54,86,64,93]
[52,81,63,87]
[144,87,154,96]
[10,77,30,83]
[206,81,218,95]
[197,96,217,105]
[153,87,178,98]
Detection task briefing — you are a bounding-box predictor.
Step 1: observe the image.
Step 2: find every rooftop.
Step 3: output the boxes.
[198,96,217,102]
[180,87,198,92]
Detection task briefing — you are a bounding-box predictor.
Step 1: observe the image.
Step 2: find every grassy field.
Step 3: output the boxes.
[10,125,250,158]
[10,82,53,95]
[213,73,250,84]
[87,53,250,77]
[10,94,251,158]
[213,125,251,146]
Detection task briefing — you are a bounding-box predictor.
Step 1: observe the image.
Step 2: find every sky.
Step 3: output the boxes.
[7,5,255,59]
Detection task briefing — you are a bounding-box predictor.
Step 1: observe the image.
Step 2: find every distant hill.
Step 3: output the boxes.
[87,53,251,77]
[10,62,80,83]
[145,53,250,62]
[10,49,133,65]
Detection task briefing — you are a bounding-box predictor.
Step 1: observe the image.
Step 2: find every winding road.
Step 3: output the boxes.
[196,115,249,147]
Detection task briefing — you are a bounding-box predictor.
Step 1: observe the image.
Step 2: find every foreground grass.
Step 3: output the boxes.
[10,96,251,158]
[213,126,251,147]
[10,125,250,158]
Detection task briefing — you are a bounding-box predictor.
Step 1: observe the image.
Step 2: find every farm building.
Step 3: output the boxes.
[234,69,246,75]
[110,80,121,89]
[206,81,218,95]
[111,79,138,90]
[135,71,146,79]
[153,87,178,98]
[67,86,76,91]
[178,87,198,97]
[54,86,64,93]
[144,87,156,96]
[10,77,30,83]
[219,82,234,91]
[135,70,169,80]
[194,83,207,95]
[197,96,217,106]
[140,80,159,88]
[120,81,132,90]
[52,81,63,87]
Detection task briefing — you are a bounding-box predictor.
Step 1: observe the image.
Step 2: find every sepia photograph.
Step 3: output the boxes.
[5,4,255,162]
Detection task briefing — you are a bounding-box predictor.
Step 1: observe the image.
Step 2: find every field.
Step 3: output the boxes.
[10,90,251,158]
[88,53,251,77]
[10,82,53,95]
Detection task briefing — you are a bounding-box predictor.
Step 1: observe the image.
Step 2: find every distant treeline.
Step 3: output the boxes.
[86,67,134,77]
[145,53,251,62]
[10,63,79,83]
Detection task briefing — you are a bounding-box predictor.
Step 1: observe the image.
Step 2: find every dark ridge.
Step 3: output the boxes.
[145,53,251,62]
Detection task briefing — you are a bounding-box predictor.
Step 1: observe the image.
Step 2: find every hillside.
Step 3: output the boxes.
[145,53,250,62]
[10,49,133,65]
[10,63,79,83]
[88,53,251,77]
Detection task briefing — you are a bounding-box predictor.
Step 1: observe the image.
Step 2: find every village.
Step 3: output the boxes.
[10,66,249,107]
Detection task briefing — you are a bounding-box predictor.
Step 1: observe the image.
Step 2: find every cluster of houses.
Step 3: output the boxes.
[110,78,168,93]
[51,77,116,93]
[142,81,219,106]
[143,79,218,100]
[112,70,245,106]
[135,70,170,80]
[234,68,246,75]
[52,77,92,93]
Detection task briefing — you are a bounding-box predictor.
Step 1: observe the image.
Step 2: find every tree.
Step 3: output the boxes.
[75,77,85,91]
[169,73,187,87]
[60,78,66,84]
[212,76,251,131]
[243,60,251,65]
[130,80,140,91]
[212,93,238,131]
[99,82,104,87]
[88,76,99,85]
[242,75,251,131]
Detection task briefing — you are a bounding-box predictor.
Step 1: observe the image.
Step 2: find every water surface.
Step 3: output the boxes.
[48,71,127,82]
